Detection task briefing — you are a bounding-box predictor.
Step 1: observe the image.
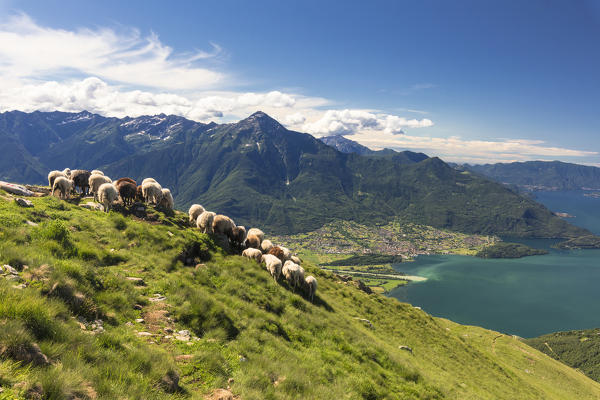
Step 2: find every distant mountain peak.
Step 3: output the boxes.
[238,111,287,133]
[319,134,375,155]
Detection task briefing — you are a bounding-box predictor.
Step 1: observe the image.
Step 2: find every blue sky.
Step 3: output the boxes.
[0,0,599,164]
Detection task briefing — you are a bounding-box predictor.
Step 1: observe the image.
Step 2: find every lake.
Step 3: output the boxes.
[389,190,600,338]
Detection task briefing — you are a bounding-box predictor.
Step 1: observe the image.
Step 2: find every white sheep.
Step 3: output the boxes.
[280,246,292,261]
[188,204,205,225]
[304,276,317,302]
[247,228,265,243]
[212,214,235,237]
[282,261,304,289]
[142,181,163,205]
[291,255,302,265]
[91,170,104,176]
[242,248,263,263]
[262,254,282,281]
[159,188,174,210]
[48,170,66,188]
[141,178,157,186]
[260,239,274,253]
[98,183,119,213]
[62,168,71,178]
[196,211,216,234]
[88,174,112,202]
[52,176,73,200]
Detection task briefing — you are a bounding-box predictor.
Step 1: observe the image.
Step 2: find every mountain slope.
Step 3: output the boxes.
[1,188,600,399]
[320,134,377,155]
[0,110,592,238]
[459,161,600,191]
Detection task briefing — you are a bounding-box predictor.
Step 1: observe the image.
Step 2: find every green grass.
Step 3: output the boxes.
[0,192,600,399]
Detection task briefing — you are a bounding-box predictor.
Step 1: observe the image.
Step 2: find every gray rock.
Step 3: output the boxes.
[3,264,17,274]
[126,277,146,286]
[15,198,33,207]
[26,220,39,226]
[160,370,180,393]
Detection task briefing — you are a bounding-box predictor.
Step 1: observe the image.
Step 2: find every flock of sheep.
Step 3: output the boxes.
[46,168,318,301]
[189,205,318,302]
[48,168,174,213]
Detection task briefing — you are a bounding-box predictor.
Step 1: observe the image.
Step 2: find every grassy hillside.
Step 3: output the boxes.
[525,329,600,383]
[1,191,600,399]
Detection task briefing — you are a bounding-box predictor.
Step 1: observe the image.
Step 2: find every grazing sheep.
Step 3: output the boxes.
[52,176,73,200]
[196,211,216,234]
[268,246,285,263]
[98,183,119,213]
[282,261,304,290]
[48,170,67,188]
[260,239,274,253]
[280,246,292,261]
[246,234,261,249]
[304,276,318,302]
[230,226,247,251]
[212,215,235,237]
[91,170,104,176]
[71,170,92,196]
[115,177,137,186]
[291,255,302,265]
[188,204,205,225]
[141,178,157,186]
[62,168,71,178]
[142,181,163,205]
[242,248,263,263]
[136,185,144,202]
[89,174,112,201]
[296,265,305,288]
[262,254,282,281]
[246,228,264,243]
[159,188,174,210]
[116,181,137,206]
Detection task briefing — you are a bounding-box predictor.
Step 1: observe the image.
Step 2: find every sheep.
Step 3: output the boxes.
[262,254,282,281]
[230,226,247,251]
[116,180,137,206]
[115,177,137,186]
[242,248,263,263]
[142,181,163,205]
[159,188,174,210]
[136,185,144,202]
[260,239,274,253]
[246,228,264,243]
[282,261,304,290]
[188,204,205,225]
[48,170,66,189]
[52,177,73,200]
[304,276,318,302]
[62,168,71,178]
[280,246,292,261]
[98,183,119,213]
[89,174,112,201]
[196,211,216,234]
[296,265,305,288]
[212,215,235,237]
[141,178,157,186]
[291,255,302,265]
[71,170,92,196]
[268,246,285,263]
[246,234,261,249]
[91,170,104,176]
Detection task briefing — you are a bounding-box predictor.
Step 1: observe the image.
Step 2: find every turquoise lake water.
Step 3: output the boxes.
[389,190,600,338]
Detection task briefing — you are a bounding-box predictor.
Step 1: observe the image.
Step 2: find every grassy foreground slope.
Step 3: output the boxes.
[1,193,599,399]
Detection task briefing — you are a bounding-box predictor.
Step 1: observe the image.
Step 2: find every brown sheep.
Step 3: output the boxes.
[229,226,247,252]
[212,215,235,237]
[268,246,285,263]
[116,177,137,186]
[71,170,91,196]
[135,185,144,202]
[246,234,261,249]
[116,181,137,206]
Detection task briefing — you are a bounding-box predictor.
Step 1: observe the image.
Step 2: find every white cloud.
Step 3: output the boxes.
[347,132,598,164]
[283,112,306,126]
[301,109,433,136]
[0,14,223,90]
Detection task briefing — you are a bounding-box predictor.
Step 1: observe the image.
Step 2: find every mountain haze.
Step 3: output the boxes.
[0,110,591,237]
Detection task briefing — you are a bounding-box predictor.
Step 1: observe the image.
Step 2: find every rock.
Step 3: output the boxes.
[80,202,103,211]
[125,322,133,327]
[0,181,34,196]
[207,388,236,400]
[149,294,166,302]
[398,345,413,354]
[135,318,144,323]
[15,198,33,207]
[12,343,50,366]
[3,264,18,274]
[164,327,174,333]
[175,354,193,361]
[175,330,191,341]
[126,277,146,286]
[159,370,180,393]
[352,279,373,294]
[354,318,374,328]
[167,231,174,237]
[133,304,143,310]
[137,332,153,337]
[12,283,27,289]
[24,383,44,400]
